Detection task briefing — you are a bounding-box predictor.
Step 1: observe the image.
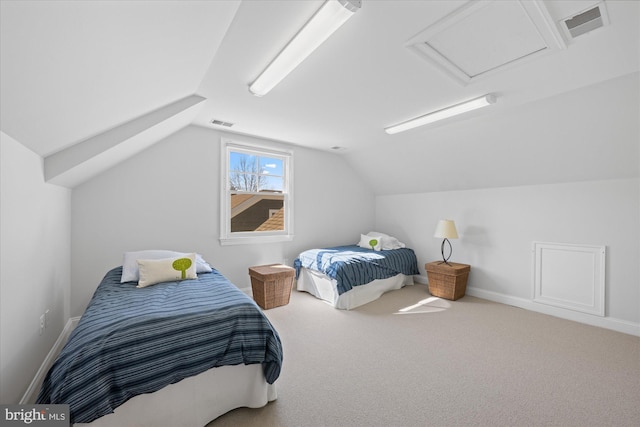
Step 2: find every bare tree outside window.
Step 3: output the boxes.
[229,154,267,192]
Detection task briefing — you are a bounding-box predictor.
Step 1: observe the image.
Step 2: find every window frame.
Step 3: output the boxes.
[220,139,294,245]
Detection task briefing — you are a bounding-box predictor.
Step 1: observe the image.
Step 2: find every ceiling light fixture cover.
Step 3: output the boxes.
[385,94,497,135]
[249,0,361,97]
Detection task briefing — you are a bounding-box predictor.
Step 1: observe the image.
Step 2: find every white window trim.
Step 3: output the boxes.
[220,138,294,245]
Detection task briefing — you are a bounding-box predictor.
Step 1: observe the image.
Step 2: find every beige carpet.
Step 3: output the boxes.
[209,284,640,427]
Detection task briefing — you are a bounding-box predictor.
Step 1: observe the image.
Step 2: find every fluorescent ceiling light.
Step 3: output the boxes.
[384,94,497,135]
[249,0,361,97]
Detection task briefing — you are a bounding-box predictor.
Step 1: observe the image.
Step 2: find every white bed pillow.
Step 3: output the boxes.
[121,250,212,283]
[357,234,383,251]
[137,253,197,288]
[366,231,406,250]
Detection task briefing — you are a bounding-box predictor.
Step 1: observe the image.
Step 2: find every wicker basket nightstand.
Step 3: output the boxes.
[248,264,295,309]
[425,261,471,301]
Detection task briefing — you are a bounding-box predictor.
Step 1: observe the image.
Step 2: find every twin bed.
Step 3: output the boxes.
[37,251,282,426]
[38,235,417,425]
[294,233,420,309]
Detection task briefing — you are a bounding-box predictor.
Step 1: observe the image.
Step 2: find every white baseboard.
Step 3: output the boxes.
[19,316,80,404]
[415,275,639,336]
[413,274,428,285]
[465,287,640,337]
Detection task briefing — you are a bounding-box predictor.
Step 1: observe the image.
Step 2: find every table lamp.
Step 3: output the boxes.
[434,219,458,265]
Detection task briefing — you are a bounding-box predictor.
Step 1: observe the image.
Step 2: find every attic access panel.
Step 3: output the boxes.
[406,0,566,85]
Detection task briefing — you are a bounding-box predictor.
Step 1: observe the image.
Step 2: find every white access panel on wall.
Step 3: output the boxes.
[532,242,606,317]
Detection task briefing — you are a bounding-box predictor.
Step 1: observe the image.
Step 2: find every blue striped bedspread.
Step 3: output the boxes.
[294,245,420,295]
[36,266,283,424]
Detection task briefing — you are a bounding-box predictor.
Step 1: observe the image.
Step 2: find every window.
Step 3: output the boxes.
[220,140,293,245]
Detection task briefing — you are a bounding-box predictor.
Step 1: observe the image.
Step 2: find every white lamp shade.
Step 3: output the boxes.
[434,220,458,239]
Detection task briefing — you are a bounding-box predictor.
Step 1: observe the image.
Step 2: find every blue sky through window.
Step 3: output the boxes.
[230,151,283,192]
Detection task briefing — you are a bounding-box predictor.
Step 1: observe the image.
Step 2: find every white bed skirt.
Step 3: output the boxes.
[296,267,414,309]
[75,364,277,427]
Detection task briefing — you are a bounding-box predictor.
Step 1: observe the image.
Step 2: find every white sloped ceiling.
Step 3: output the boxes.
[1,0,638,192]
[0,0,240,169]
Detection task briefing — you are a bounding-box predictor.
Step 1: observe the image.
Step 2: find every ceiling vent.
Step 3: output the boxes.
[560,2,609,41]
[210,119,234,127]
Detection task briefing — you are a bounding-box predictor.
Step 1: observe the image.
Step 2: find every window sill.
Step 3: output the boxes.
[219,234,294,246]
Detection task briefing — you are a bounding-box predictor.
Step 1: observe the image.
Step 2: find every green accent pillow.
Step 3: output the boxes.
[136,253,197,288]
[357,234,382,251]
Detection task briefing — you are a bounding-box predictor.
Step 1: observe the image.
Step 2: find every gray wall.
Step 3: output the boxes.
[0,132,71,403]
[375,178,639,331]
[70,125,376,316]
[365,73,640,333]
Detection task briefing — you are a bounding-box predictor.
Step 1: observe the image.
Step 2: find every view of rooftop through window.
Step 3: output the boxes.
[229,150,285,232]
